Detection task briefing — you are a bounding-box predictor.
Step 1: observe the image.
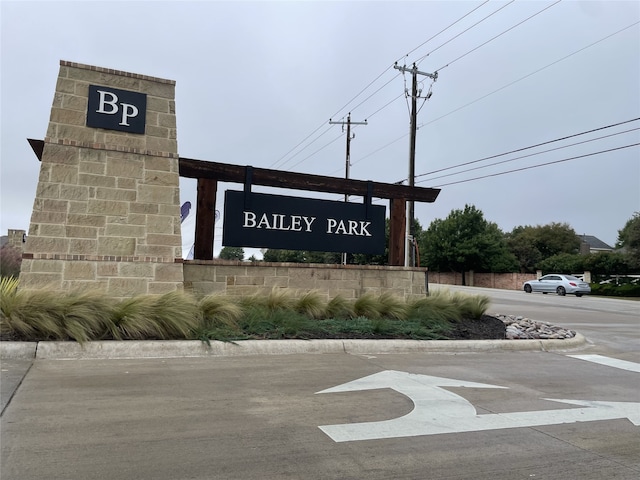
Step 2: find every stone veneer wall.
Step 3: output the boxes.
[184,261,428,300]
[19,61,183,296]
[427,271,537,290]
[7,229,26,251]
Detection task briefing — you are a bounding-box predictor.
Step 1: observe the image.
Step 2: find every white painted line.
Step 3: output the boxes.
[567,354,640,373]
[316,370,640,442]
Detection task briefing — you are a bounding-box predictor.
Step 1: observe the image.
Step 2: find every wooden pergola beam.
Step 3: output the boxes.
[28,140,440,265]
[179,157,440,203]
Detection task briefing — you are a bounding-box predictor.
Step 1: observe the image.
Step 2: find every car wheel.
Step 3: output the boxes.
[524,284,532,293]
[557,286,566,296]
[575,293,582,297]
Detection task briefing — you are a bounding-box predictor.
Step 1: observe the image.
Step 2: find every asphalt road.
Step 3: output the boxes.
[439,284,640,356]
[1,288,638,480]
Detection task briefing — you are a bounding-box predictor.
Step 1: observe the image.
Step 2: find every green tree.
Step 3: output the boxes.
[506,222,580,272]
[584,251,631,275]
[616,212,640,269]
[536,222,580,257]
[419,205,517,284]
[219,246,244,261]
[262,249,313,263]
[505,226,543,273]
[537,253,585,274]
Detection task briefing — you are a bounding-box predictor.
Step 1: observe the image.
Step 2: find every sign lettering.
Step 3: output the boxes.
[223,190,385,254]
[87,85,147,134]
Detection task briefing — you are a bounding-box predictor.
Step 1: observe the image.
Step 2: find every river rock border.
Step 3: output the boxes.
[495,314,577,340]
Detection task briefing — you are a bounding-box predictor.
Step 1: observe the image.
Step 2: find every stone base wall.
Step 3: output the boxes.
[184,260,428,300]
[18,257,183,296]
[428,271,537,290]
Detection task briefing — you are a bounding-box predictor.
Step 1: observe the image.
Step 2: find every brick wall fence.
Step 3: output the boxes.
[428,271,537,290]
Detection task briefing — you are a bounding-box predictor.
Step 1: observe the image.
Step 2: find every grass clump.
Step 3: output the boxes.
[353,294,382,319]
[294,290,326,319]
[1,282,492,343]
[112,291,201,340]
[323,295,354,319]
[1,284,115,343]
[195,294,245,342]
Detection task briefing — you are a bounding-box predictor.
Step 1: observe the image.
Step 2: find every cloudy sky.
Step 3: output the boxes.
[1,0,639,258]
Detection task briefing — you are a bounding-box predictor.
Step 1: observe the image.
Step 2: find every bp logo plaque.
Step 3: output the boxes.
[86,85,147,134]
[223,191,386,254]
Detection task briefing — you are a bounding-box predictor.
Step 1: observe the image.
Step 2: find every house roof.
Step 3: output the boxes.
[579,234,613,250]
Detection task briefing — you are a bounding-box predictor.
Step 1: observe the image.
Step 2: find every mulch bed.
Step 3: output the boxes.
[445,314,506,340]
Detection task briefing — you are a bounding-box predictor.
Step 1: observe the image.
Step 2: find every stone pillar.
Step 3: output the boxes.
[19,61,183,296]
[7,229,26,251]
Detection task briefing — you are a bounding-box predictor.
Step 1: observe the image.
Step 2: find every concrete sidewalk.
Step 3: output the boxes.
[0,336,586,414]
[1,334,587,360]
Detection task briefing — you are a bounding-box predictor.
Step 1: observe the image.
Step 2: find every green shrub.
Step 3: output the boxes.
[590,283,640,297]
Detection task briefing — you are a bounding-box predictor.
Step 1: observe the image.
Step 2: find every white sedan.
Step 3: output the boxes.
[523,274,591,297]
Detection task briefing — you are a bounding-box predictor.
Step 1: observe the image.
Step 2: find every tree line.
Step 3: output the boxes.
[220,207,640,279]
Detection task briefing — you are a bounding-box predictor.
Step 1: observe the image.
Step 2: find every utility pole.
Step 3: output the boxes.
[329,113,368,264]
[393,62,437,266]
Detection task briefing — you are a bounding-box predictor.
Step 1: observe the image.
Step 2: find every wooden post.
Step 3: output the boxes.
[388,198,406,266]
[194,178,217,260]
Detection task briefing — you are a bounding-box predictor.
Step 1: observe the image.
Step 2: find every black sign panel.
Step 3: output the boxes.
[223,190,386,254]
[86,85,147,134]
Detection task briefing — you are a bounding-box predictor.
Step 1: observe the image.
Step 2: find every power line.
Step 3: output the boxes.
[407,0,492,64]
[415,0,515,65]
[269,2,494,171]
[427,143,639,188]
[270,124,333,169]
[435,0,562,72]
[415,118,640,180]
[285,132,345,171]
[358,22,639,178]
[424,127,640,183]
[424,21,640,127]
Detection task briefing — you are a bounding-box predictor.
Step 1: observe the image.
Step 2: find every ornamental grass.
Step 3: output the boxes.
[0,283,491,343]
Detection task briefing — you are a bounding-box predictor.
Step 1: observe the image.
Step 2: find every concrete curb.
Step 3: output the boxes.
[0,342,38,360]
[1,334,587,360]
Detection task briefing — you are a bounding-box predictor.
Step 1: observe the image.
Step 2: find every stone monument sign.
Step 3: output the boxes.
[19,61,184,296]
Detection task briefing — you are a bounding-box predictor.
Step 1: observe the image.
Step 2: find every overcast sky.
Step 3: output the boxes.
[1,0,639,258]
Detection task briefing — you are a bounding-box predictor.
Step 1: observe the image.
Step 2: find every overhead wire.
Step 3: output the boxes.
[414,0,515,65]
[423,20,640,129]
[435,0,563,72]
[355,21,640,176]
[414,118,640,181]
[427,143,640,188]
[423,127,640,183]
[270,1,495,171]
[400,0,491,64]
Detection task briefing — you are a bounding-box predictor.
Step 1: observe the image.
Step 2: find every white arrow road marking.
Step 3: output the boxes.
[567,354,640,373]
[316,370,640,442]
